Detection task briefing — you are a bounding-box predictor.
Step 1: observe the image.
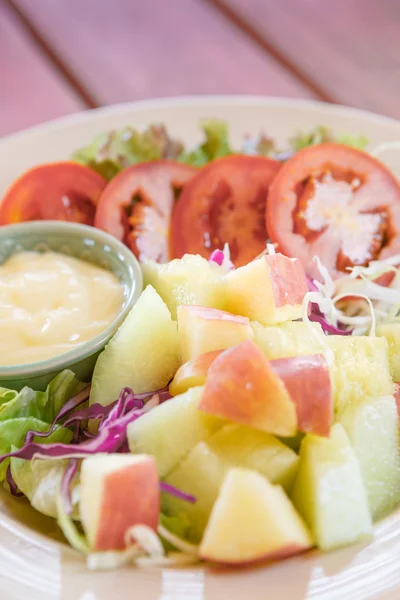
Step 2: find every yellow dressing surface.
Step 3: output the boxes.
[0,251,124,366]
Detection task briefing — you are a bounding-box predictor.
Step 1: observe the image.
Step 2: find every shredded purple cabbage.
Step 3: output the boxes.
[60,458,79,514]
[0,393,161,465]
[6,465,23,498]
[309,313,352,336]
[24,385,91,445]
[3,384,195,512]
[209,248,234,270]
[160,481,196,504]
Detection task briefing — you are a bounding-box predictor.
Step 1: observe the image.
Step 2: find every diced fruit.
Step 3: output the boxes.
[90,286,179,406]
[339,395,400,521]
[376,323,400,382]
[224,253,308,325]
[280,432,305,453]
[171,349,332,436]
[169,350,221,396]
[141,255,226,319]
[177,305,253,363]
[199,468,313,565]
[395,384,400,417]
[206,424,299,491]
[127,386,222,478]
[252,321,326,360]
[272,355,332,437]
[163,441,228,542]
[163,426,299,542]
[326,336,393,415]
[199,340,297,437]
[80,454,159,551]
[291,424,372,550]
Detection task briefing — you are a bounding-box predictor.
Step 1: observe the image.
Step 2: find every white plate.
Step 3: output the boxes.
[1,96,400,600]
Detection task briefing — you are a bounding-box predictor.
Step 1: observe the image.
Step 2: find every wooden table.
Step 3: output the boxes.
[1,0,399,137]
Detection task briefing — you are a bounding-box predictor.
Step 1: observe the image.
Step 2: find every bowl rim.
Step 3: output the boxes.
[0,220,143,378]
[1,94,400,149]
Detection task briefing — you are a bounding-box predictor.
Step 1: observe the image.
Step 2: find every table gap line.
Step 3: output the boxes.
[5,0,99,109]
[201,0,337,103]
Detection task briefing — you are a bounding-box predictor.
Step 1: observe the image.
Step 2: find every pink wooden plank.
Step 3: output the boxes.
[11,0,316,105]
[0,2,85,137]
[213,0,400,118]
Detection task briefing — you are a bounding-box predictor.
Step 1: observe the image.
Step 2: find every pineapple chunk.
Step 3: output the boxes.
[326,335,393,415]
[252,321,327,360]
[163,425,299,542]
[376,323,400,382]
[206,424,299,491]
[141,255,226,319]
[90,286,180,406]
[127,387,222,478]
[339,395,400,521]
[291,424,372,550]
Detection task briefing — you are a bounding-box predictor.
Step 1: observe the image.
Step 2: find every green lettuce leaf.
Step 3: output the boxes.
[0,370,86,423]
[11,451,78,520]
[0,370,85,482]
[290,125,369,151]
[159,512,190,551]
[0,420,72,480]
[72,124,184,180]
[179,119,232,167]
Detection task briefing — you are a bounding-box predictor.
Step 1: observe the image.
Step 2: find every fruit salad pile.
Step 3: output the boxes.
[2,249,400,570]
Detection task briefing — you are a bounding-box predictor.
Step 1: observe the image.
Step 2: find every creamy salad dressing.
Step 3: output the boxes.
[0,251,124,366]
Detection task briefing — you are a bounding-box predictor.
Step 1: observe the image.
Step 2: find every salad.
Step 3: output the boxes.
[1,121,400,570]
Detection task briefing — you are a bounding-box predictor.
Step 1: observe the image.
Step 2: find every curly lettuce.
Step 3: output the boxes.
[0,370,85,481]
[290,125,369,151]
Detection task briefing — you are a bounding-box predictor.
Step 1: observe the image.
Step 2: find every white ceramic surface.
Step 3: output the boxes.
[1,96,400,600]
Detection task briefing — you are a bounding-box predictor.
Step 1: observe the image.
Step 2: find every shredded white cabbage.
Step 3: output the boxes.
[158,524,200,557]
[305,256,380,336]
[56,492,89,555]
[125,524,164,557]
[86,524,199,571]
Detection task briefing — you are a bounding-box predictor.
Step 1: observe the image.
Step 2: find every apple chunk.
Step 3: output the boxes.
[80,454,160,552]
[169,350,222,396]
[225,253,308,325]
[272,354,332,437]
[199,468,313,565]
[177,305,253,363]
[199,340,297,437]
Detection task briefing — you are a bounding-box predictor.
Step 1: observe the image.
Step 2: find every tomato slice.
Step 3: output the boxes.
[266,143,400,277]
[94,160,197,262]
[170,155,281,267]
[0,162,107,226]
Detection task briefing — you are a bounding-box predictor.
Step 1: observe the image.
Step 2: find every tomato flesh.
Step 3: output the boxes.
[170,155,281,267]
[94,160,197,262]
[0,162,107,226]
[266,144,400,277]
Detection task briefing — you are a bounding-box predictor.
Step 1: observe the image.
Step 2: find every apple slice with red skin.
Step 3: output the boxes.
[198,340,297,437]
[225,253,309,325]
[177,305,253,363]
[199,467,313,565]
[80,454,159,552]
[198,341,332,437]
[395,384,400,418]
[169,349,222,396]
[272,354,332,437]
